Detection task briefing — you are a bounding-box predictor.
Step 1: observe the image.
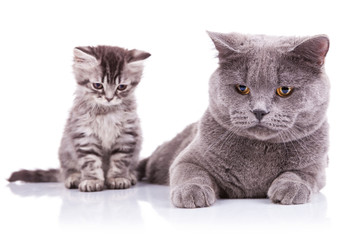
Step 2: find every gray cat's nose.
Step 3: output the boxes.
[252,109,269,121]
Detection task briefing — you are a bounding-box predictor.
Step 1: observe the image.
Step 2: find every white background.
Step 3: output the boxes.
[0,0,359,239]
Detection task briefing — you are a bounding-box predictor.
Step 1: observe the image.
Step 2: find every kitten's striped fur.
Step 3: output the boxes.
[9,46,150,192]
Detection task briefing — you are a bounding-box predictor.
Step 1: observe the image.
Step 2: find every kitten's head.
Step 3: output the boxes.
[73,45,150,106]
[207,31,330,142]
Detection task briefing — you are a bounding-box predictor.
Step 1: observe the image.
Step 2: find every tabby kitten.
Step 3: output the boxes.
[138,32,330,207]
[9,46,150,192]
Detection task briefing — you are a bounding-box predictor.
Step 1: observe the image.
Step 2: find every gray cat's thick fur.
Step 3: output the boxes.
[9,46,150,192]
[139,32,330,207]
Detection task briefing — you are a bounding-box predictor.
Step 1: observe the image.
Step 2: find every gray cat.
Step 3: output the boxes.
[9,46,150,192]
[138,31,330,207]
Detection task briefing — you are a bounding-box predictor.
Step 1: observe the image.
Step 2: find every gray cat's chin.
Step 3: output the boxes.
[243,125,283,142]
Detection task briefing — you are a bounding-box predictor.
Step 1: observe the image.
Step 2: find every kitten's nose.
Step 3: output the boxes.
[105,97,113,102]
[252,109,269,121]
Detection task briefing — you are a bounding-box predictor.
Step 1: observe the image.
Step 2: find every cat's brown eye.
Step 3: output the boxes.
[117,84,127,91]
[92,83,103,90]
[236,85,250,95]
[276,86,293,97]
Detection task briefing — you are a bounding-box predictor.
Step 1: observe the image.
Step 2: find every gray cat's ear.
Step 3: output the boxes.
[127,49,151,63]
[207,31,242,58]
[73,47,99,69]
[290,35,329,66]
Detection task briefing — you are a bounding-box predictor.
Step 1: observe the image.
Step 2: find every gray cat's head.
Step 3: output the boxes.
[73,46,150,106]
[207,31,330,142]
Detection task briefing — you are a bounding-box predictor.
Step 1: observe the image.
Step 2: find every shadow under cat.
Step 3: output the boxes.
[7,182,330,229]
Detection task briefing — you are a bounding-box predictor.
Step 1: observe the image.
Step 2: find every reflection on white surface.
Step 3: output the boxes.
[5,181,330,238]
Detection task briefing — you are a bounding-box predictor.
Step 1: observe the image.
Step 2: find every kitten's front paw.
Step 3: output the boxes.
[79,179,104,192]
[129,173,137,185]
[268,178,312,205]
[64,173,81,189]
[171,183,216,208]
[106,177,132,189]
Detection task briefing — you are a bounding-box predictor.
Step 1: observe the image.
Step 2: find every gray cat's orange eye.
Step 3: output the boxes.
[276,87,293,97]
[236,85,250,95]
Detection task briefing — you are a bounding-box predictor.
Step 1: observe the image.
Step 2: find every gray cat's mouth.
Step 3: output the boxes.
[250,124,270,129]
[248,124,276,132]
[230,113,291,138]
[245,124,280,139]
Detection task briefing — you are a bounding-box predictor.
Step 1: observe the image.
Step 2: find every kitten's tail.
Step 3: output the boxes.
[8,169,60,183]
[136,157,149,181]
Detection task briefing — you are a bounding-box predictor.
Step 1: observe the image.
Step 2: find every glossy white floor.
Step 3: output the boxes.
[1,178,358,240]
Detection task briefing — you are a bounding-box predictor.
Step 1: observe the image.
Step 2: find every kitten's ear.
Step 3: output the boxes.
[73,47,99,69]
[290,35,329,66]
[127,49,151,63]
[207,31,241,59]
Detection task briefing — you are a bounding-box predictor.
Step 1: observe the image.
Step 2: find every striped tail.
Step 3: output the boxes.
[8,169,60,183]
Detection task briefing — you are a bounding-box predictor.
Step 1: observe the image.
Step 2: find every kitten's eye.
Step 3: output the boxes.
[117,84,127,91]
[92,83,103,90]
[236,85,250,95]
[276,86,293,97]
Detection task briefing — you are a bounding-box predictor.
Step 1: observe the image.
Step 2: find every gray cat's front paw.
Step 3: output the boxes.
[79,179,104,192]
[106,177,132,189]
[171,183,216,208]
[268,178,312,205]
